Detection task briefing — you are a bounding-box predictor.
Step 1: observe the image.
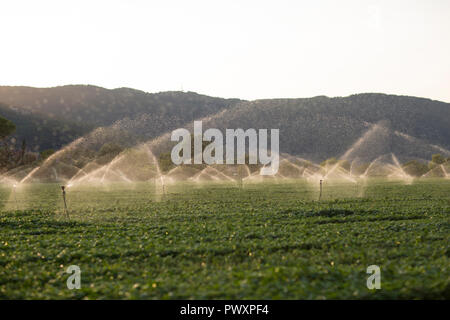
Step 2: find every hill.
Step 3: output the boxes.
[199,94,450,162]
[0,85,242,151]
[0,86,449,162]
[0,85,242,127]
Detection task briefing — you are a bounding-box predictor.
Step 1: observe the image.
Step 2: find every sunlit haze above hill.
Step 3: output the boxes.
[1,0,449,102]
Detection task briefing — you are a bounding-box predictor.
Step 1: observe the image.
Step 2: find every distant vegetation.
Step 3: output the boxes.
[39,149,55,161]
[0,86,241,152]
[0,115,15,139]
[0,102,85,151]
[203,94,450,162]
[1,86,449,164]
[0,115,37,170]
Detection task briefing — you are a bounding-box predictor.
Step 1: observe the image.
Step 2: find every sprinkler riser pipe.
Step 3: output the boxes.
[61,186,69,217]
[319,180,323,201]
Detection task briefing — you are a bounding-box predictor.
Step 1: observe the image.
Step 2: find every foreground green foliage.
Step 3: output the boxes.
[0,179,449,299]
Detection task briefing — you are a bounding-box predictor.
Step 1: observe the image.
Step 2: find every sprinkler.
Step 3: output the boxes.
[319,179,323,201]
[233,166,243,189]
[61,185,69,217]
[13,184,18,210]
[160,176,166,196]
[239,165,243,189]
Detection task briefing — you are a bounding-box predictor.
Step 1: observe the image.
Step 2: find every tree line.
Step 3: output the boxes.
[0,115,55,172]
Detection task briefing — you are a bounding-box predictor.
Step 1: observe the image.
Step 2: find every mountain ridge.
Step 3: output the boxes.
[0,85,449,162]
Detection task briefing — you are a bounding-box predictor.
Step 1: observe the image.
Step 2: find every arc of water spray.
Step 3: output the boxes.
[281,159,305,177]
[68,164,109,186]
[5,166,42,211]
[341,123,381,160]
[116,170,133,183]
[389,153,413,181]
[207,166,236,182]
[362,155,384,177]
[18,167,41,184]
[440,165,449,178]
[323,161,342,180]
[68,153,126,186]
[144,144,166,195]
[100,155,122,184]
[191,167,221,182]
[67,167,90,184]
[349,158,359,176]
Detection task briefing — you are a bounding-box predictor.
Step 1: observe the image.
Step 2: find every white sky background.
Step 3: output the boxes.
[0,0,449,102]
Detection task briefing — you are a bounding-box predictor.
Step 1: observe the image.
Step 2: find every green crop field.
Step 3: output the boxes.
[0,179,449,299]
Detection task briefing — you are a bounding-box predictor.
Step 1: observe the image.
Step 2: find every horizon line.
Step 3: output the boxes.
[0,83,449,104]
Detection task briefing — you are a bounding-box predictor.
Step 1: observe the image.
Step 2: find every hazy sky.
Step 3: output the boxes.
[1,0,449,101]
